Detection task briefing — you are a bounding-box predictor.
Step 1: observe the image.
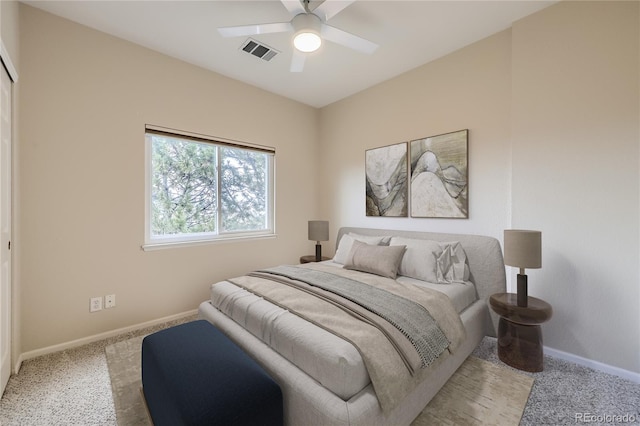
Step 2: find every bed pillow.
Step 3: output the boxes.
[436,242,469,283]
[389,237,442,283]
[344,240,406,279]
[333,233,391,265]
[348,232,392,246]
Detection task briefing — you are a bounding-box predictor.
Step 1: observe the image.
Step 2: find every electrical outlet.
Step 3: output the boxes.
[105,294,116,309]
[90,296,103,313]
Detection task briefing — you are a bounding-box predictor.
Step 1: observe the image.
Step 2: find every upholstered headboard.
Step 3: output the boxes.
[336,227,506,337]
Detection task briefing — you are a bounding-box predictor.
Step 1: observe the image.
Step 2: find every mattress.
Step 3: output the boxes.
[210,262,477,400]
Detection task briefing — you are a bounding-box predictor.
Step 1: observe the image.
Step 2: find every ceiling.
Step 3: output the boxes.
[23,0,555,108]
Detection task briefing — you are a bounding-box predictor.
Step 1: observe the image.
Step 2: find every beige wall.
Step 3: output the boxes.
[320,1,639,375]
[18,4,319,352]
[1,1,19,62]
[319,29,513,252]
[510,1,639,373]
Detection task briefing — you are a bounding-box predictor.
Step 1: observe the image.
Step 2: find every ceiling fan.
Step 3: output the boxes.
[218,0,379,72]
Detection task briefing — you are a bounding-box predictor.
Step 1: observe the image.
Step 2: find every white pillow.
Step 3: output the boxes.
[389,237,470,284]
[333,233,391,265]
[389,237,442,282]
[344,240,406,279]
[436,242,469,283]
[348,232,392,246]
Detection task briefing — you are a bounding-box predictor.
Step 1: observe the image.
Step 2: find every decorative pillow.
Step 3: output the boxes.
[348,232,392,246]
[389,237,442,283]
[436,242,468,283]
[333,233,391,265]
[344,240,406,279]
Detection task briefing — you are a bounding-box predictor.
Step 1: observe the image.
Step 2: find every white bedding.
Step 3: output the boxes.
[210,261,477,400]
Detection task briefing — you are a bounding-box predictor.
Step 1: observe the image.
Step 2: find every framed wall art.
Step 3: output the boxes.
[410,129,468,218]
[365,142,408,217]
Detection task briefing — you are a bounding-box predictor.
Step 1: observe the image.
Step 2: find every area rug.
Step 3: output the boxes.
[105,336,151,426]
[412,356,534,425]
[106,336,533,426]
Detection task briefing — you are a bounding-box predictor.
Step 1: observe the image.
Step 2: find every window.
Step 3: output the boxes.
[144,127,275,249]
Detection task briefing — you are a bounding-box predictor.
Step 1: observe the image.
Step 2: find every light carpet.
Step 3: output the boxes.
[106,335,534,426]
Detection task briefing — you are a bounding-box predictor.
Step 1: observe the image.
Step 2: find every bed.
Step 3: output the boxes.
[198,227,506,425]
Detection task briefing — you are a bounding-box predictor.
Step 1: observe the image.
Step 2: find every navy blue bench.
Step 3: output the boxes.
[142,320,283,426]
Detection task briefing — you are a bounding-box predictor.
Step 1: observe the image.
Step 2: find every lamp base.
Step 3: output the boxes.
[315,243,322,262]
[517,274,528,307]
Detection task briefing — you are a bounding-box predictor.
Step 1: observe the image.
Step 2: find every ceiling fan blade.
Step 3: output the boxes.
[320,24,378,54]
[312,0,355,21]
[218,22,292,38]
[280,0,306,16]
[290,50,306,72]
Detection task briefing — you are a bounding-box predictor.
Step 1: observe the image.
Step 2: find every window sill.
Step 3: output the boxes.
[141,233,277,251]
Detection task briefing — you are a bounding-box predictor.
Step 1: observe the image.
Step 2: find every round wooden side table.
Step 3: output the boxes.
[489,293,553,372]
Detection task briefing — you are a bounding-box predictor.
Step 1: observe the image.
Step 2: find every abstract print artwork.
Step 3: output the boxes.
[410,129,468,218]
[365,142,408,217]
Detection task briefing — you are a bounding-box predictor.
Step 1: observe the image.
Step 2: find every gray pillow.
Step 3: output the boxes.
[344,240,406,279]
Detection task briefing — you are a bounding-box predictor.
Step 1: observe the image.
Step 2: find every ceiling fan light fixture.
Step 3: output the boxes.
[292,13,322,53]
[294,31,321,52]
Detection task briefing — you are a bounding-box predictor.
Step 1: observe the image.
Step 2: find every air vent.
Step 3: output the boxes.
[240,38,280,62]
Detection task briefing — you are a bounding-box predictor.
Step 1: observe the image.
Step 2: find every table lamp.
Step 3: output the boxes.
[308,220,329,262]
[504,230,542,307]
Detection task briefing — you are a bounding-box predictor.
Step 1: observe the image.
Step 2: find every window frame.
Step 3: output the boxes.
[143,126,276,251]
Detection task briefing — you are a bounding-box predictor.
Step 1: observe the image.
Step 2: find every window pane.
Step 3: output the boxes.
[151,135,217,236]
[220,147,268,232]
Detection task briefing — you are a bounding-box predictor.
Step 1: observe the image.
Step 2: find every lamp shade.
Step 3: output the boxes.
[308,221,329,242]
[504,230,542,269]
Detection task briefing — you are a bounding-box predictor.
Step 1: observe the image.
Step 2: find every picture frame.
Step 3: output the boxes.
[409,129,468,218]
[365,142,408,217]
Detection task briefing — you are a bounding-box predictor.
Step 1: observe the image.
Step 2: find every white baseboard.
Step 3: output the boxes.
[14,309,198,374]
[545,345,640,384]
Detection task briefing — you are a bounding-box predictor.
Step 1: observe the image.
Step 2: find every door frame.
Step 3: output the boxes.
[0,40,18,382]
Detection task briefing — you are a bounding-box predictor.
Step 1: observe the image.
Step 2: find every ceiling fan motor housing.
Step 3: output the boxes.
[292,13,322,52]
